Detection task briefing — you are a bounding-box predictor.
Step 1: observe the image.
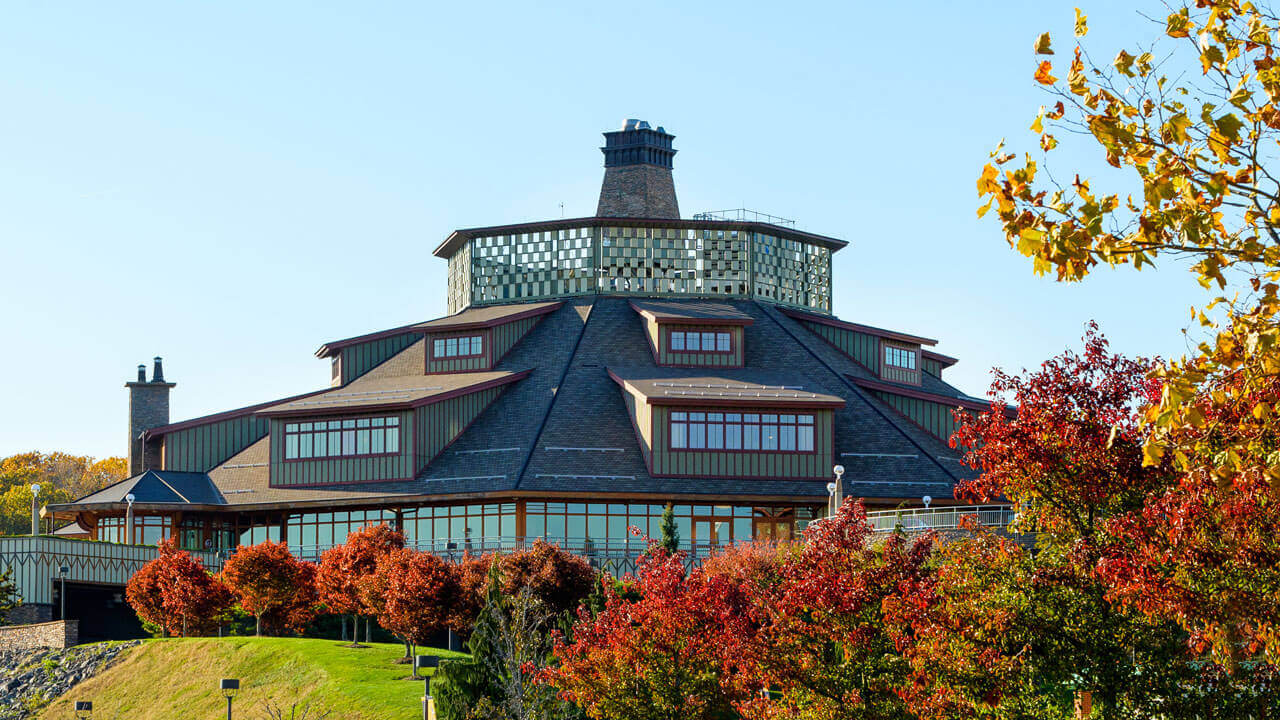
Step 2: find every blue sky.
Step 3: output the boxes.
[0,1,1209,459]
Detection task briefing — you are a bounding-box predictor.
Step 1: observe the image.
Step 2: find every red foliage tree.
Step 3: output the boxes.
[221,540,311,636]
[448,552,495,632]
[366,547,460,669]
[546,546,753,720]
[725,500,934,720]
[126,538,234,637]
[259,559,320,636]
[315,523,405,645]
[498,540,595,616]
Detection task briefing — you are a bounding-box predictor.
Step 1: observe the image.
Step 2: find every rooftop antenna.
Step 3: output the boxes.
[559,202,565,218]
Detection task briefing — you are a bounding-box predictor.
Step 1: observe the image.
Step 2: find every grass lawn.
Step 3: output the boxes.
[39,637,467,720]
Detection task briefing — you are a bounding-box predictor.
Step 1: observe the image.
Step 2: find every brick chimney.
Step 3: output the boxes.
[126,357,176,476]
[596,119,679,219]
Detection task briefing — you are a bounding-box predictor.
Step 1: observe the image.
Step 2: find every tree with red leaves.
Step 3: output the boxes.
[364,547,460,676]
[498,540,595,618]
[892,327,1219,719]
[259,559,320,636]
[724,499,933,720]
[449,552,494,633]
[221,540,311,637]
[126,538,234,637]
[315,523,405,646]
[546,544,753,720]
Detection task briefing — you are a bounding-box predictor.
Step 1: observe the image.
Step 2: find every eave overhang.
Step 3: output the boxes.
[316,302,562,358]
[781,308,938,347]
[922,349,959,368]
[608,368,846,410]
[433,216,849,259]
[628,300,755,327]
[849,375,995,413]
[256,370,532,419]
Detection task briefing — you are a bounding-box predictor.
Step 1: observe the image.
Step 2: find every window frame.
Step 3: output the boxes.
[667,408,818,455]
[430,333,486,360]
[282,414,403,463]
[664,327,735,356]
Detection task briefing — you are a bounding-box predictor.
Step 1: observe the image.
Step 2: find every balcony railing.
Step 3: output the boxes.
[864,505,1015,534]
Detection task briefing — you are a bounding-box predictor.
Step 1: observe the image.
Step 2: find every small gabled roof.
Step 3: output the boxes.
[608,366,846,408]
[922,349,959,368]
[257,369,531,417]
[629,300,754,326]
[316,302,562,358]
[780,307,938,347]
[57,470,225,508]
[847,376,992,413]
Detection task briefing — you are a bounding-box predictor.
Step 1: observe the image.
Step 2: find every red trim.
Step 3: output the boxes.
[144,387,332,439]
[780,307,938,346]
[317,302,561,357]
[922,349,959,368]
[435,218,848,259]
[847,375,993,413]
[257,370,532,418]
[665,327,735,356]
[629,301,754,327]
[666,408,819,456]
[606,368,845,409]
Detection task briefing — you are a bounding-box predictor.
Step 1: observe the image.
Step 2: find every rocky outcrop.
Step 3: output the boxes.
[0,641,139,720]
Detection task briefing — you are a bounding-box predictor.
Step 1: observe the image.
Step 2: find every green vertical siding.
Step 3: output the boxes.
[648,406,833,479]
[426,331,491,374]
[656,324,745,367]
[870,390,966,444]
[340,333,422,385]
[802,321,881,371]
[922,357,942,378]
[164,415,271,472]
[413,385,507,472]
[490,315,542,363]
[269,412,415,486]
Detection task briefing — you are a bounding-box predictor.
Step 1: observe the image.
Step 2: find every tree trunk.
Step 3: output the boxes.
[255,613,262,637]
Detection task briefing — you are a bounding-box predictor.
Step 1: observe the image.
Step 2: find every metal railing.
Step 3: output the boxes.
[864,505,1015,533]
[691,208,797,227]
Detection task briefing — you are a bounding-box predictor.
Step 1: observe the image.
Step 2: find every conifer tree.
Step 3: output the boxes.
[658,503,679,554]
[0,567,20,623]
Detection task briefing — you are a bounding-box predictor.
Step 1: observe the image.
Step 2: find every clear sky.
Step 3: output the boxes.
[0,1,1211,459]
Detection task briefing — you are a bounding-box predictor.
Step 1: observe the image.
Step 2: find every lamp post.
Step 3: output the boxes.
[832,465,845,513]
[30,484,41,536]
[124,493,136,545]
[825,482,837,517]
[59,565,70,620]
[922,495,932,509]
[416,655,440,720]
[220,678,239,720]
[74,700,92,719]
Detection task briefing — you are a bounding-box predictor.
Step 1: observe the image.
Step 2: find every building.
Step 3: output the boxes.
[8,120,995,628]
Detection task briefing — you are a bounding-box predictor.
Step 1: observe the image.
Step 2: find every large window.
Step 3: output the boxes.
[283,416,400,460]
[884,345,917,370]
[669,329,731,353]
[432,335,484,359]
[670,411,815,452]
[97,515,173,545]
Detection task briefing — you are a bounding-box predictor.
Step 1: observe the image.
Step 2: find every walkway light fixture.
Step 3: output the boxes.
[124,493,136,545]
[825,482,837,516]
[832,465,845,513]
[416,655,441,720]
[30,484,41,536]
[59,565,70,620]
[922,495,932,509]
[74,700,92,719]
[220,678,239,720]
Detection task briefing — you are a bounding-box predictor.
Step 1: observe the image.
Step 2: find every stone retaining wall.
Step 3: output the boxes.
[0,620,78,651]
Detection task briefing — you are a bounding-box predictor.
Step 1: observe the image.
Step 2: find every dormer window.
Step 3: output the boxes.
[670,330,732,354]
[884,345,916,371]
[880,341,921,385]
[284,416,401,460]
[433,335,484,359]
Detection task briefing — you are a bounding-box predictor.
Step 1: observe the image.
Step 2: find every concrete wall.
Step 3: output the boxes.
[0,620,78,650]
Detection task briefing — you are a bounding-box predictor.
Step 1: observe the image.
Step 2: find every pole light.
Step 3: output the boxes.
[30,484,41,536]
[922,495,933,509]
[59,565,70,620]
[124,493,136,545]
[832,465,845,512]
[220,678,239,720]
[74,700,92,719]
[825,482,837,517]
[417,655,441,720]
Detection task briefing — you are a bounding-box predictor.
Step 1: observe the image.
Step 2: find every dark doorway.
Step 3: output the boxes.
[54,581,146,642]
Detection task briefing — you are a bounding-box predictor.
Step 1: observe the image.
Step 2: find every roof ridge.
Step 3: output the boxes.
[513,297,598,489]
[754,301,961,483]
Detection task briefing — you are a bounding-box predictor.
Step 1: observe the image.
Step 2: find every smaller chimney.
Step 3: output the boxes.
[126,357,176,476]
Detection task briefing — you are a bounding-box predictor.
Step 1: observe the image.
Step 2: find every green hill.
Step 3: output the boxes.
[39,637,466,720]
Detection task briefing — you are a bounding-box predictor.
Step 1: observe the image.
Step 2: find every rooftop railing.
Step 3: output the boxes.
[691,208,797,227]
[864,505,1015,533]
